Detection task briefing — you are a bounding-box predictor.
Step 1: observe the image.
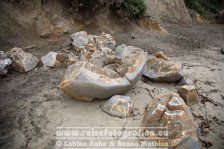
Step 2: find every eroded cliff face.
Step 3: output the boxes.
[0,0,191,50]
[144,0,192,24]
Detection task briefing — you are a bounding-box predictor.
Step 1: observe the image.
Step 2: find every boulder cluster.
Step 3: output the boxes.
[0,31,200,148]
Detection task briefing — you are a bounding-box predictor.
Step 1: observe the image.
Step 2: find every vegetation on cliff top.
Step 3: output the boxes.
[66,0,147,18]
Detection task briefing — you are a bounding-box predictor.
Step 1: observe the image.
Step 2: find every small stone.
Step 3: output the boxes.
[130,33,135,39]
[102,95,133,118]
[41,52,62,68]
[11,47,38,73]
[39,31,51,39]
[153,51,169,60]
[177,85,199,106]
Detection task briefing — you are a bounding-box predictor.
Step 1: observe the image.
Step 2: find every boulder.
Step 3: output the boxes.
[61,61,131,101]
[102,95,133,118]
[10,47,38,73]
[0,51,12,76]
[142,92,198,147]
[143,55,183,82]
[177,85,199,106]
[41,52,63,68]
[61,45,147,101]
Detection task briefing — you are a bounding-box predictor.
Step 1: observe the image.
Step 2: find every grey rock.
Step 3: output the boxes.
[71,31,89,48]
[41,52,62,68]
[102,95,133,118]
[115,44,148,84]
[10,47,38,73]
[143,55,184,83]
[61,61,132,101]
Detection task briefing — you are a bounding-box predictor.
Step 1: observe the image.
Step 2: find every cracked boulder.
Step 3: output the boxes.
[10,47,38,73]
[0,51,12,76]
[102,95,133,118]
[177,85,199,106]
[60,45,147,101]
[142,92,198,147]
[143,55,183,82]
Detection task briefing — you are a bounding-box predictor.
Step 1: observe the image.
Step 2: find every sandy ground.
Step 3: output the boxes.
[0,24,224,149]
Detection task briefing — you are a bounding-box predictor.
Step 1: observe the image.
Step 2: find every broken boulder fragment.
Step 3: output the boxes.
[142,92,198,147]
[42,52,63,68]
[71,31,89,48]
[143,55,183,83]
[0,51,12,76]
[177,85,199,106]
[102,95,133,118]
[10,47,38,73]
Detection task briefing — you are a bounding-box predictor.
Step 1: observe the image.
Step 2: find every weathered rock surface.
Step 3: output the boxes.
[61,35,147,101]
[96,32,116,50]
[0,51,12,76]
[10,47,38,73]
[71,31,89,48]
[144,0,192,24]
[42,52,63,68]
[142,92,198,147]
[143,55,184,82]
[102,95,133,118]
[177,85,199,106]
